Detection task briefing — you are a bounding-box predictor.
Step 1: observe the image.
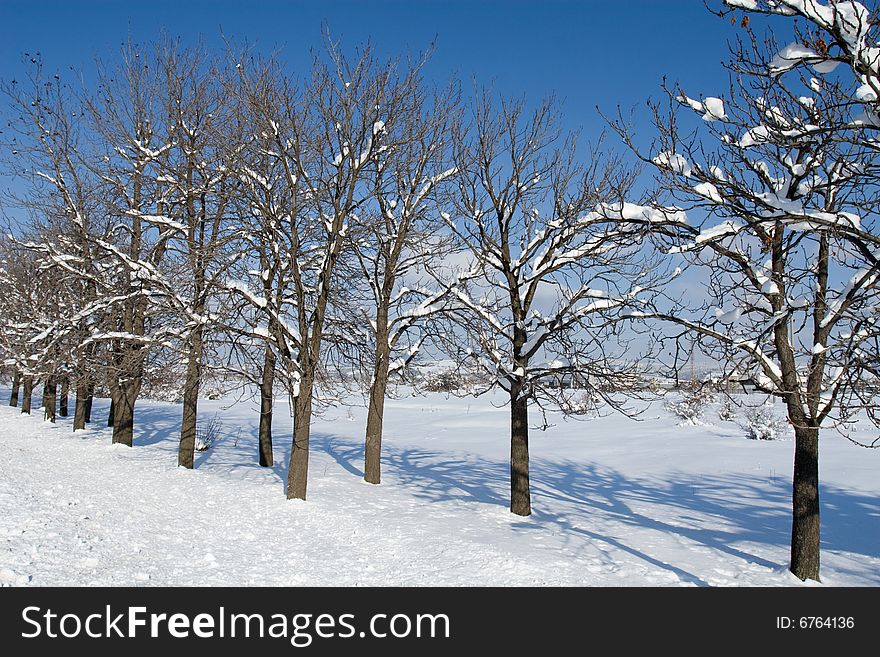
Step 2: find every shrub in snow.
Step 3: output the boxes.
[422,368,472,393]
[717,398,737,422]
[139,365,186,402]
[742,402,787,441]
[559,391,598,416]
[195,415,223,451]
[204,386,224,400]
[665,381,715,426]
[422,369,458,392]
[141,380,184,403]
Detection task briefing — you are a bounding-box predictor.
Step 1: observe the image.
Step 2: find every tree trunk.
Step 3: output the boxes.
[43,376,57,423]
[178,326,203,469]
[364,355,390,485]
[84,382,94,423]
[258,346,275,467]
[73,379,88,431]
[286,377,314,500]
[107,395,115,427]
[9,371,21,407]
[112,378,139,446]
[21,376,33,415]
[790,424,820,581]
[59,377,69,417]
[510,391,531,516]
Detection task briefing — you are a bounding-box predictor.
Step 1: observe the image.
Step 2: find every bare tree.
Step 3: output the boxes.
[78,40,184,446]
[0,239,41,414]
[347,61,464,485]
[0,55,109,432]
[0,229,76,422]
[446,93,657,516]
[280,41,405,500]
[609,10,880,580]
[163,46,241,469]
[224,51,306,468]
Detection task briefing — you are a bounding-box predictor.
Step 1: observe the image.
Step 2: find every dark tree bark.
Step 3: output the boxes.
[43,376,57,423]
[178,325,204,469]
[59,376,69,417]
[790,425,820,581]
[509,389,531,516]
[21,376,34,415]
[286,374,314,500]
[73,378,88,431]
[107,395,115,427]
[84,382,94,423]
[364,348,390,485]
[9,371,21,407]
[258,346,275,467]
[111,378,139,446]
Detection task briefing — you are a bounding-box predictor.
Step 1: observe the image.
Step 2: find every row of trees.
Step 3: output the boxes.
[2,2,879,582]
[0,37,652,510]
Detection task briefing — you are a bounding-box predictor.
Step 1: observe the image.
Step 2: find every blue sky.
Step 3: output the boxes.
[0,0,739,140]
[0,2,777,363]
[0,0,747,318]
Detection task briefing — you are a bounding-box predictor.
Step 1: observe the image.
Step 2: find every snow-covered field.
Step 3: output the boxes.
[0,388,877,587]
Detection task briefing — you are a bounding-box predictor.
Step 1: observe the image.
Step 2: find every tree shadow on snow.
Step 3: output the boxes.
[314,434,879,584]
[106,400,289,487]
[16,389,872,584]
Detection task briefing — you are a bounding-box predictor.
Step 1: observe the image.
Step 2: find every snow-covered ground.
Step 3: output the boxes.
[0,388,877,587]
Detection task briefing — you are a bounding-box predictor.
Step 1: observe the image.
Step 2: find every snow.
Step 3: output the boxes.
[652,151,692,177]
[668,219,745,253]
[1,388,877,587]
[820,267,878,328]
[725,0,757,9]
[770,43,820,73]
[693,182,722,203]
[521,324,549,355]
[735,339,784,382]
[811,59,840,74]
[598,201,688,225]
[677,94,704,113]
[739,125,770,148]
[715,307,743,324]
[702,97,726,121]
[761,279,779,295]
[855,83,878,101]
